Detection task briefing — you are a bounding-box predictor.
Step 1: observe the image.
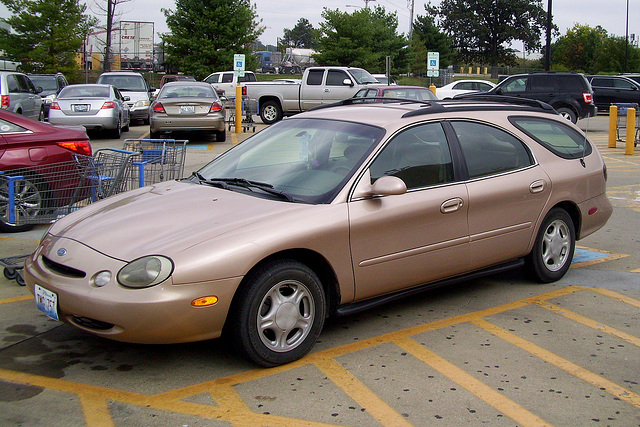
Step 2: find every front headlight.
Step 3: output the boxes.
[117,255,174,289]
[133,100,150,108]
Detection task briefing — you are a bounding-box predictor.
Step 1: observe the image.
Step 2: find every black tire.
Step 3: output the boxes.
[555,107,577,124]
[37,107,45,122]
[149,130,161,139]
[260,100,283,125]
[0,174,45,233]
[215,129,226,142]
[122,117,130,132]
[110,119,122,139]
[526,208,575,283]
[229,259,326,367]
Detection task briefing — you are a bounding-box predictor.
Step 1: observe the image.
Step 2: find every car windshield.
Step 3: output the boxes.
[28,76,58,91]
[159,85,215,99]
[195,118,385,204]
[349,69,379,84]
[98,75,146,91]
[58,85,110,99]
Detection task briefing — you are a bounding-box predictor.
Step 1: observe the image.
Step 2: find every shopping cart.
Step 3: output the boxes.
[122,139,188,189]
[1,254,29,286]
[226,95,257,132]
[0,148,136,229]
[615,103,639,146]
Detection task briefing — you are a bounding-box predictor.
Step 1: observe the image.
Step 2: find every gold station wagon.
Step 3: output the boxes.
[25,98,612,366]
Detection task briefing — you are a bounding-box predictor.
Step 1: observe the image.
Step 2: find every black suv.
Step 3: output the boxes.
[27,73,69,118]
[473,72,597,123]
[587,75,640,111]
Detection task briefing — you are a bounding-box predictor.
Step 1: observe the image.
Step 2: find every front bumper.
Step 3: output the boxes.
[24,234,240,344]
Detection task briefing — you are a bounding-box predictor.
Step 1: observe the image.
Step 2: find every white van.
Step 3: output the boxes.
[96,71,154,124]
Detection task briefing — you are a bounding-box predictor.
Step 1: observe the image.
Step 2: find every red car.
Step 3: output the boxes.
[0,109,92,232]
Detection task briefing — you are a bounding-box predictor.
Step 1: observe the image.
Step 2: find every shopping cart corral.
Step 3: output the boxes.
[1,140,187,285]
[615,103,639,147]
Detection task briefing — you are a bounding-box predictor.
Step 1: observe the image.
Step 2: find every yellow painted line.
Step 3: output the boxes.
[0,295,32,304]
[590,287,640,308]
[396,337,551,427]
[571,245,629,268]
[314,358,412,426]
[631,267,640,272]
[535,300,640,347]
[231,132,239,146]
[79,395,115,427]
[472,318,640,409]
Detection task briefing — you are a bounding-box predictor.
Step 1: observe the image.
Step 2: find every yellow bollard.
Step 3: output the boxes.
[476,67,480,74]
[608,105,617,148]
[626,108,635,155]
[460,66,464,73]
[468,66,472,74]
[429,83,437,96]
[235,85,242,134]
[484,67,488,75]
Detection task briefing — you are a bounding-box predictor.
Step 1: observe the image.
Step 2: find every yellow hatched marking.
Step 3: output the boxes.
[590,287,640,308]
[396,337,551,427]
[571,245,629,268]
[0,295,32,304]
[314,358,412,427]
[472,318,640,409]
[79,394,115,427]
[535,300,640,348]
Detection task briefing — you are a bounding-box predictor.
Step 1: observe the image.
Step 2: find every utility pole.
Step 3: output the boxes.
[544,0,552,71]
[363,0,376,9]
[408,0,414,41]
[105,0,113,72]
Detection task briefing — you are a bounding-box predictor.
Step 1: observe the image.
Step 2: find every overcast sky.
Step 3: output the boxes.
[1,0,638,52]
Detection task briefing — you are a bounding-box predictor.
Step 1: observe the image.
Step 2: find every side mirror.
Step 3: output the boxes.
[352,173,407,199]
[123,96,130,102]
[35,86,43,94]
[343,78,354,87]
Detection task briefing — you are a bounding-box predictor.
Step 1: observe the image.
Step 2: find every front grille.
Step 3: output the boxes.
[42,256,86,278]
[71,316,114,330]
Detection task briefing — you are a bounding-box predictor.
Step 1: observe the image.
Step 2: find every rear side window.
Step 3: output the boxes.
[7,75,19,92]
[562,75,588,91]
[591,78,613,88]
[306,69,324,86]
[221,73,233,83]
[529,75,556,91]
[452,121,534,178]
[509,116,592,159]
[238,73,256,83]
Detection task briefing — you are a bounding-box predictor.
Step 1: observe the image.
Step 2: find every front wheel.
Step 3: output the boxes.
[260,100,282,125]
[229,259,326,367]
[0,174,45,233]
[526,208,575,283]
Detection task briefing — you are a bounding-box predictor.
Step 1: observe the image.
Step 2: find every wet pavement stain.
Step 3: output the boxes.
[0,380,43,402]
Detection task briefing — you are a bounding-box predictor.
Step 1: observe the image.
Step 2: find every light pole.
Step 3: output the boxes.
[544,0,552,71]
[625,0,629,73]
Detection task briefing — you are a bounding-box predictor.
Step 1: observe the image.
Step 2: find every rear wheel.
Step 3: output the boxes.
[526,208,575,283]
[229,259,326,367]
[260,100,282,125]
[555,107,577,124]
[110,118,122,139]
[214,129,226,142]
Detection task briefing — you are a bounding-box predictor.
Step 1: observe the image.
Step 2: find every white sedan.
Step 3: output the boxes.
[436,79,496,99]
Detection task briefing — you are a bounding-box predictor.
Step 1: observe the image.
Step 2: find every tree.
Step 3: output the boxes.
[0,0,96,74]
[89,0,133,72]
[551,24,606,73]
[282,18,318,49]
[315,6,408,73]
[427,0,549,76]
[161,0,263,79]
[412,10,456,70]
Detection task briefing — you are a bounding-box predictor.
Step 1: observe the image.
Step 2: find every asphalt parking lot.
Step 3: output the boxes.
[1,115,639,426]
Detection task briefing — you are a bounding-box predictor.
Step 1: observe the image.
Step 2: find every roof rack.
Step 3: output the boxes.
[308,95,557,119]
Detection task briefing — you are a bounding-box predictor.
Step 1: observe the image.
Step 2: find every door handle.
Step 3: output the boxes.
[530,180,546,193]
[440,198,464,213]
[324,88,330,92]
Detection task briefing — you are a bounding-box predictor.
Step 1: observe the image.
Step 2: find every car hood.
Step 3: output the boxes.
[48,180,310,261]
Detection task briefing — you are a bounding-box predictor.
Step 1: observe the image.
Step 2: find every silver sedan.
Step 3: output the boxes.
[48,84,130,138]
[149,81,226,141]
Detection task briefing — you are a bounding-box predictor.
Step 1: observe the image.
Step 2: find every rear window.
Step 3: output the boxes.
[561,75,589,91]
[509,116,592,159]
[97,74,146,91]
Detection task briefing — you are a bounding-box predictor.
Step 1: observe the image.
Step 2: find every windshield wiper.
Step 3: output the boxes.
[200,177,296,202]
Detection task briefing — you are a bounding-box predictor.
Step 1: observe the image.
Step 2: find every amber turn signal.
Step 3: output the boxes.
[191,296,219,307]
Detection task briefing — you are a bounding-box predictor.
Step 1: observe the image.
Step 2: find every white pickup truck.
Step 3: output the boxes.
[244,66,378,124]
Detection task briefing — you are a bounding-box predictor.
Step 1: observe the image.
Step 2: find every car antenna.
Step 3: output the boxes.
[580,116,590,168]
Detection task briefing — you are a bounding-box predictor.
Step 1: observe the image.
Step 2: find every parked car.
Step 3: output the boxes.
[436,79,496,99]
[0,109,92,232]
[48,84,131,139]
[586,75,640,111]
[149,81,226,141]
[153,75,197,97]
[27,73,69,118]
[24,98,612,366]
[372,74,396,85]
[469,72,597,123]
[353,85,438,101]
[620,74,640,85]
[96,71,153,124]
[0,71,44,121]
[203,70,257,99]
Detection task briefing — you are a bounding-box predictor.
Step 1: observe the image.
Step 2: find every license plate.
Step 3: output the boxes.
[34,284,59,321]
[72,104,89,112]
[180,105,195,113]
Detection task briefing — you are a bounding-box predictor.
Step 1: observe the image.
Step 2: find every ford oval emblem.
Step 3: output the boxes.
[57,248,67,256]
